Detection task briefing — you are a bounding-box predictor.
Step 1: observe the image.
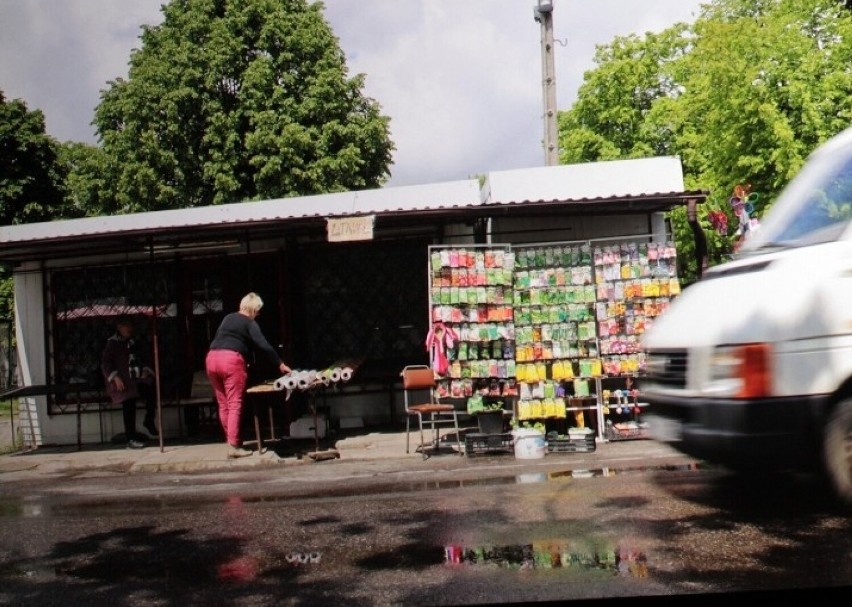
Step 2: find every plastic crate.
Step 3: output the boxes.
[465,432,514,456]
[546,433,597,453]
[605,422,649,441]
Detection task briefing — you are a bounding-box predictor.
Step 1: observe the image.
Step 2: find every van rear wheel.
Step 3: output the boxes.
[823,398,852,510]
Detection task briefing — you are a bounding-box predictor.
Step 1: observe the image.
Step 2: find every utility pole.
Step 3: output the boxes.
[533,0,558,166]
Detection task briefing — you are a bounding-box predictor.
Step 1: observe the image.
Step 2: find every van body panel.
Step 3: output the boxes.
[642,392,829,469]
[640,126,852,506]
[645,240,852,350]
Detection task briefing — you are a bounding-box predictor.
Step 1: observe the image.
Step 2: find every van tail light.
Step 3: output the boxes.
[737,343,771,398]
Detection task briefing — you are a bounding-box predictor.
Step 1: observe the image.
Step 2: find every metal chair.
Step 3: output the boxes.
[401,365,463,459]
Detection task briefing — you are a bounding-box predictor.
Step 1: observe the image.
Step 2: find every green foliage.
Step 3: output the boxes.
[0,91,80,225]
[59,142,109,217]
[558,0,852,281]
[0,269,12,320]
[558,26,691,163]
[509,418,545,433]
[94,0,394,213]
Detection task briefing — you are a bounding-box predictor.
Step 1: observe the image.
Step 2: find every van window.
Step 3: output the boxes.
[743,146,852,252]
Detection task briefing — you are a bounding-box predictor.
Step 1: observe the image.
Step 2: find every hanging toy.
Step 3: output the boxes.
[708,210,728,235]
[729,184,761,247]
[425,321,458,377]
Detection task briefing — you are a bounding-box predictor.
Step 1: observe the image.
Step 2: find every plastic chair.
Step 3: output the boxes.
[401,365,462,459]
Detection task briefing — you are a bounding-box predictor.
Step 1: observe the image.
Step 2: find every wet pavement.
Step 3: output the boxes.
[0,428,698,487]
[1,445,850,606]
[2,428,851,605]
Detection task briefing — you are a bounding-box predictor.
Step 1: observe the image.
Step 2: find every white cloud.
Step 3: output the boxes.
[0,0,163,144]
[0,0,705,188]
[324,0,705,186]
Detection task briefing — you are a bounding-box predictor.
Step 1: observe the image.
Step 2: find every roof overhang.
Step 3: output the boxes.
[0,157,707,266]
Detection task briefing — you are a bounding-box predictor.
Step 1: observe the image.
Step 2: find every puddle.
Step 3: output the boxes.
[0,496,47,518]
[0,463,708,518]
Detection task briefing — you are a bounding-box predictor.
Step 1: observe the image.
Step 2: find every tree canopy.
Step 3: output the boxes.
[0,91,76,225]
[93,0,395,213]
[558,0,852,281]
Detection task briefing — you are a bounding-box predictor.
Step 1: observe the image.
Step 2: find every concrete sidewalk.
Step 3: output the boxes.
[0,426,696,483]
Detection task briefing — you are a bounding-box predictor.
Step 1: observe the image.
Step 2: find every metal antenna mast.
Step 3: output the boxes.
[534,0,558,166]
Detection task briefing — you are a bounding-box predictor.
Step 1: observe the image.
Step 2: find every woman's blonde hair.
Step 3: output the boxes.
[239,292,264,315]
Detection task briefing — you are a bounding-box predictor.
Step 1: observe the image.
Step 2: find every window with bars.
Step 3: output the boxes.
[44,240,433,412]
[49,262,179,413]
[295,239,431,376]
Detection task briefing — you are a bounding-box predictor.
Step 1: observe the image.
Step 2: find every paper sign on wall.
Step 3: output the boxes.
[327,215,375,242]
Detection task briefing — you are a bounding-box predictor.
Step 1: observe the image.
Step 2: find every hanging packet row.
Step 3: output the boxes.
[515,245,592,268]
[448,340,515,361]
[515,359,603,382]
[594,278,680,299]
[517,399,567,420]
[594,298,671,319]
[515,304,594,325]
[431,267,514,287]
[515,322,596,344]
[593,241,677,265]
[597,316,647,337]
[430,248,515,270]
[431,285,514,305]
[435,377,518,399]
[516,377,593,400]
[515,285,596,305]
[600,354,644,375]
[444,359,517,379]
[515,341,596,362]
[439,322,514,342]
[598,337,643,355]
[514,267,593,288]
[431,304,514,323]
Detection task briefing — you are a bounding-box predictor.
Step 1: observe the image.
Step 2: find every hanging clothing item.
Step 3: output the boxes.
[425,322,458,376]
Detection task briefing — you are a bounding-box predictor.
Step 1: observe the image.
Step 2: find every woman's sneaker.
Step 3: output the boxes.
[227,445,253,459]
[127,439,145,449]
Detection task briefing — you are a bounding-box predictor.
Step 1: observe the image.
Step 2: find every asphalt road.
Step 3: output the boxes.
[1,455,850,606]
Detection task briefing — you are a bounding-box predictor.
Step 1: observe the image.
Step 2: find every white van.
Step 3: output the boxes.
[640,126,852,509]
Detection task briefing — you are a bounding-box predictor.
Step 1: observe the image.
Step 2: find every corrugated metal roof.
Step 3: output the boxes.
[0,179,483,245]
[0,157,706,264]
[481,156,684,204]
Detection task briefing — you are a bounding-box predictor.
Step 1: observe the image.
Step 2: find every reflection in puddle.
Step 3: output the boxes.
[216,555,259,582]
[285,551,322,564]
[419,465,702,491]
[444,540,648,577]
[0,497,46,518]
[0,464,707,522]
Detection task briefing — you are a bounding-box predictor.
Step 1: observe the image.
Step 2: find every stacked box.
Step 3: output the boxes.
[605,423,647,441]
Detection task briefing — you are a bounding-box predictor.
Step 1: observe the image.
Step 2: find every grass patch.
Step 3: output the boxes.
[0,442,22,455]
[0,397,22,453]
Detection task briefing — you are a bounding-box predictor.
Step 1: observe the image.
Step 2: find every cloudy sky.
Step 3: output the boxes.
[0,0,706,188]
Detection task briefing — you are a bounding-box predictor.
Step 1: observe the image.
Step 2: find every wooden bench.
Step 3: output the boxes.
[164,370,218,437]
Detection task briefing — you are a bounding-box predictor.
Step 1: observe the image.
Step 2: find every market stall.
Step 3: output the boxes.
[426,238,681,444]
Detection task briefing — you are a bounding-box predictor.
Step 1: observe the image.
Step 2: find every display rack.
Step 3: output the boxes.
[599,376,650,441]
[512,242,601,437]
[427,245,518,402]
[425,237,681,444]
[592,239,679,438]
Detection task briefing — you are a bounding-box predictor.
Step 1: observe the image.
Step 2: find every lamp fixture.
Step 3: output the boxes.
[533,0,553,22]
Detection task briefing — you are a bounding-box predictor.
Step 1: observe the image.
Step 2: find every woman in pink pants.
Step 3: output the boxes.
[206,292,291,458]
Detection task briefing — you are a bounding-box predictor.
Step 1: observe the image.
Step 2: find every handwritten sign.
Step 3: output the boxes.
[326,215,375,242]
